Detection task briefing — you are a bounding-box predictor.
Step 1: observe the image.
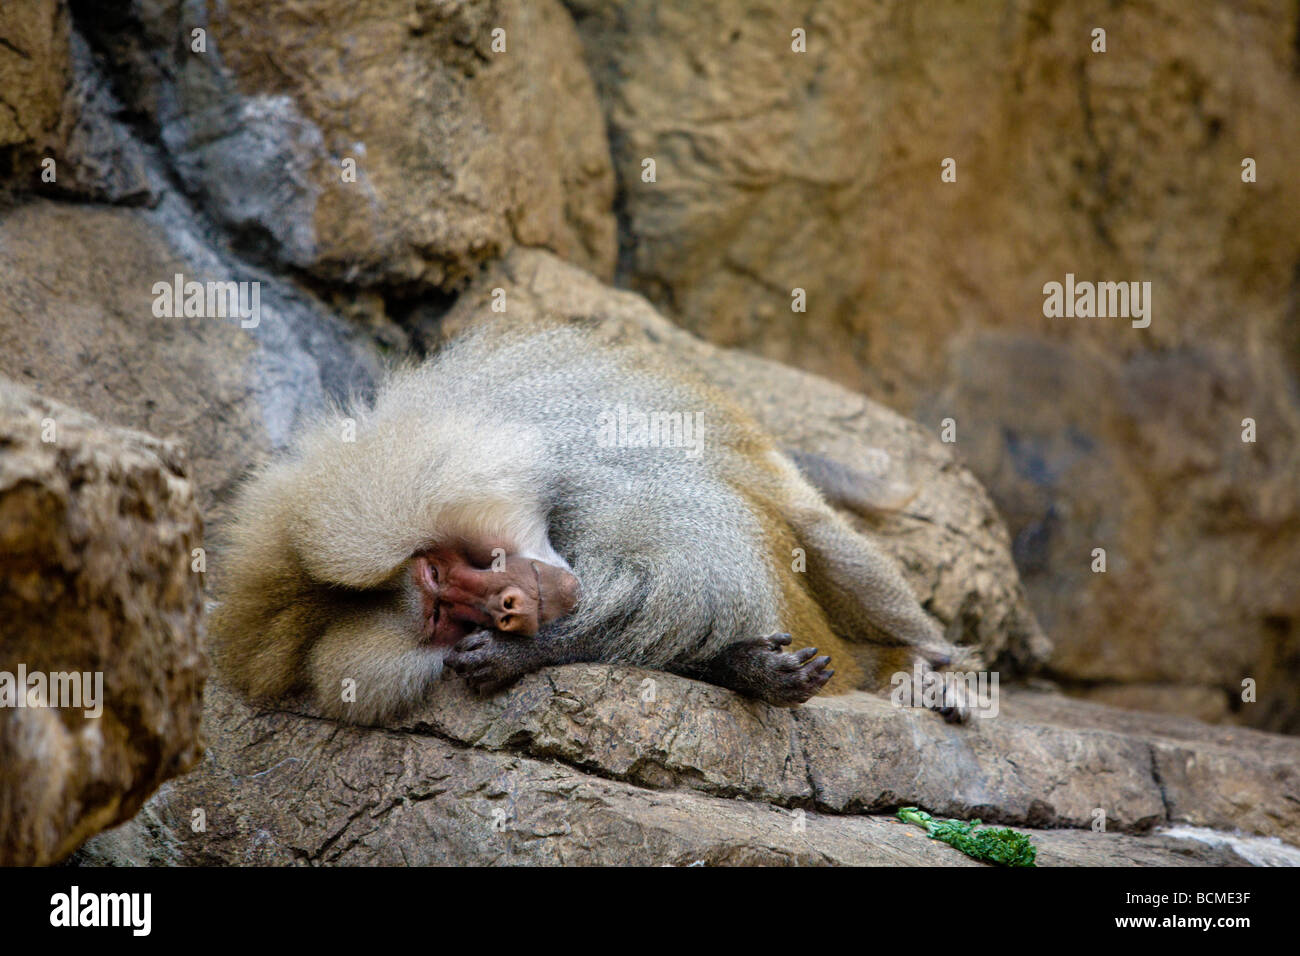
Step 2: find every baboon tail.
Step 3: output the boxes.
[785,448,918,517]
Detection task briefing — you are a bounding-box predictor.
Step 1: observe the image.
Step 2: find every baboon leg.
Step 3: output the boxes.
[307,607,443,723]
[787,506,957,667]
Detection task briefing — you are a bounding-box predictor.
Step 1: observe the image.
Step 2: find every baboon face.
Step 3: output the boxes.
[410,542,580,646]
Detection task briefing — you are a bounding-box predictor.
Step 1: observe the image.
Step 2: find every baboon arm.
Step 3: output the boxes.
[446,629,582,694]
[307,606,443,724]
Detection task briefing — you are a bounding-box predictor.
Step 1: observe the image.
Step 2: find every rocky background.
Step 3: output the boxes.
[563,0,1300,731]
[0,0,1297,865]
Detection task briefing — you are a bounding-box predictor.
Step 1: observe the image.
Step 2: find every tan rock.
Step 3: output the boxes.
[0,3,152,201]
[0,198,382,524]
[0,380,206,865]
[79,0,616,289]
[0,1,67,156]
[1075,683,1232,725]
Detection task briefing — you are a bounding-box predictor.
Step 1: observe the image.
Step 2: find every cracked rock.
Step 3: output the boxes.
[77,669,1300,866]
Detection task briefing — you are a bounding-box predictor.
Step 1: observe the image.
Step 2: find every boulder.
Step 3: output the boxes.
[73,0,616,290]
[562,0,1300,730]
[0,380,205,865]
[0,196,383,524]
[0,2,152,201]
[75,669,1300,866]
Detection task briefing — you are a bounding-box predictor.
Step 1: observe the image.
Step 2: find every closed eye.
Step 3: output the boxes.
[464,542,502,570]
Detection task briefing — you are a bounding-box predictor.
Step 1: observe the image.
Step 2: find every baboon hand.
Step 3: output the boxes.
[445,629,545,695]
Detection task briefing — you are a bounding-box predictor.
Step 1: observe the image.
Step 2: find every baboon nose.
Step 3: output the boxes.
[494,586,538,635]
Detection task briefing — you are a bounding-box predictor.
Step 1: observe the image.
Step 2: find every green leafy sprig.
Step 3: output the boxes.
[897,807,1037,867]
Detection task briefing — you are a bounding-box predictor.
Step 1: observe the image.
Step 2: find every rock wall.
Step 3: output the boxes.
[0,196,384,524]
[69,0,616,290]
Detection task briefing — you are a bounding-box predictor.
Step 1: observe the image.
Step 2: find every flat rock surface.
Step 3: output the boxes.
[78,665,1300,866]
